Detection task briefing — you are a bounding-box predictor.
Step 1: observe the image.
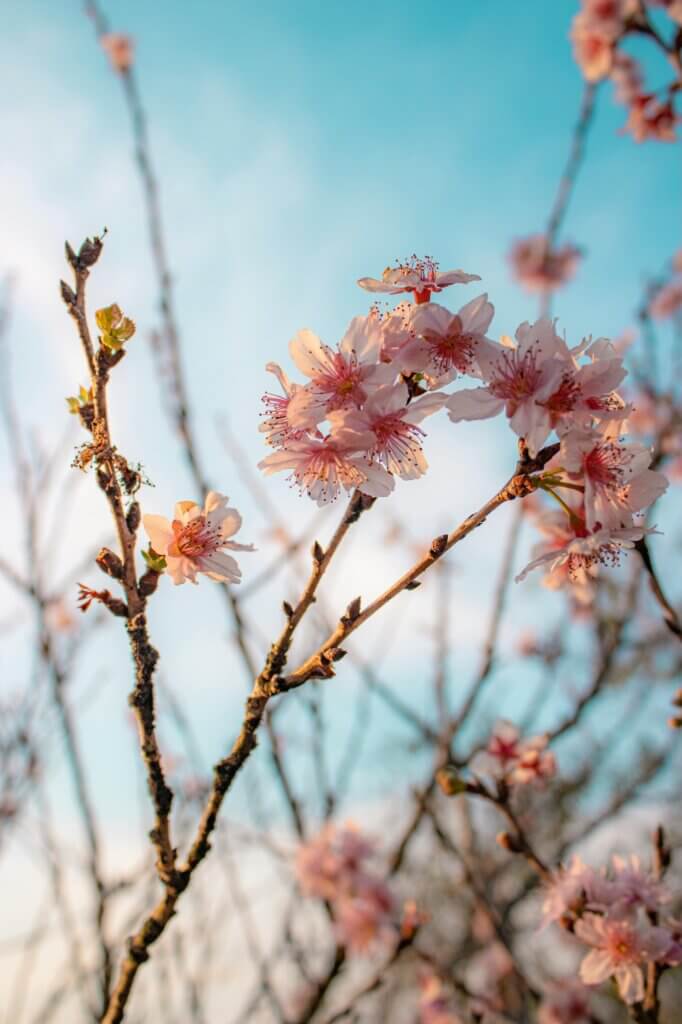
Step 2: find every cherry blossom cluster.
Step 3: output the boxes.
[258,257,485,504]
[258,255,669,599]
[295,823,397,954]
[473,719,557,788]
[571,0,682,142]
[542,852,682,1005]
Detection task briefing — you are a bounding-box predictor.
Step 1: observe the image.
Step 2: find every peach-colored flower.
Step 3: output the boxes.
[259,362,307,448]
[143,492,254,586]
[358,255,480,304]
[571,12,617,81]
[576,912,673,1004]
[508,234,581,294]
[100,33,134,74]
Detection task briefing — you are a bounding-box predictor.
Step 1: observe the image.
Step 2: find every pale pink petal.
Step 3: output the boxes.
[143,514,174,555]
[447,388,505,422]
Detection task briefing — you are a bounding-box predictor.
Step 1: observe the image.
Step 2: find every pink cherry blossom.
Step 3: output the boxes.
[537,980,594,1024]
[518,508,596,602]
[508,234,581,294]
[258,432,393,505]
[624,93,678,143]
[649,277,682,318]
[576,912,673,1004]
[475,719,522,778]
[473,720,556,788]
[447,319,571,456]
[142,492,254,586]
[509,736,556,786]
[610,52,643,105]
[541,855,611,926]
[398,295,494,384]
[328,382,445,480]
[295,824,375,901]
[334,878,396,953]
[100,33,134,74]
[516,523,654,589]
[357,255,480,304]
[286,316,394,429]
[609,854,671,913]
[571,12,618,82]
[259,362,309,448]
[561,429,668,530]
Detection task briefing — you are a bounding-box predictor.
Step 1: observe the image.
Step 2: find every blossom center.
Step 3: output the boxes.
[172,517,221,559]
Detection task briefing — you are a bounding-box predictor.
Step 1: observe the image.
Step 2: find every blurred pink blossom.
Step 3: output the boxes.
[508,235,581,293]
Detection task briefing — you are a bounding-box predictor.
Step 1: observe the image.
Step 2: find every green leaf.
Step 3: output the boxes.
[95,304,122,333]
[142,547,167,573]
[66,397,81,414]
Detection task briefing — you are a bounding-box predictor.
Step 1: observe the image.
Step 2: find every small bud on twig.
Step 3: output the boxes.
[78,234,105,268]
[312,541,324,564]
[96,547,124,580]
[341,595,362,625]
[430,534,448,559]
[126,502,141,533]
[496,830,522,853]
[282,600,294,619]
[405,580,421,591]
[436,766,468,797]
[64,241,78,269]
[138,569,161,598]
[60,280,76,307]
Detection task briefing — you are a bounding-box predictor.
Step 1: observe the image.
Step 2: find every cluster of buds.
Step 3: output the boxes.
[295,823,399,954]
[571,0,681,142]
[541,844,682,1005]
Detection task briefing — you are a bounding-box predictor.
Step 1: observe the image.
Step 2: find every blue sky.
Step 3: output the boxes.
[0,5,680,994]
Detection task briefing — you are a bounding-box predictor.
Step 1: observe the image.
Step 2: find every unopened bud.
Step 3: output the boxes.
[138,569,161,598]
[496,830,522,853]
[430,534,448,559]
[436,766,468,797]
[96,547,124,580]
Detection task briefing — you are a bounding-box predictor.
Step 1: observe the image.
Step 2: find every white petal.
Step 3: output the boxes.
[447,387,505,422]
[143,514,173,555]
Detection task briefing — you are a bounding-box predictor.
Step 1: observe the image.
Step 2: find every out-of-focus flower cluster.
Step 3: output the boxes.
[295,823,398,954]
[508,234,582,295]
[571,0,681,142]
[473,719,557,788]
[543,851,682,1004]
